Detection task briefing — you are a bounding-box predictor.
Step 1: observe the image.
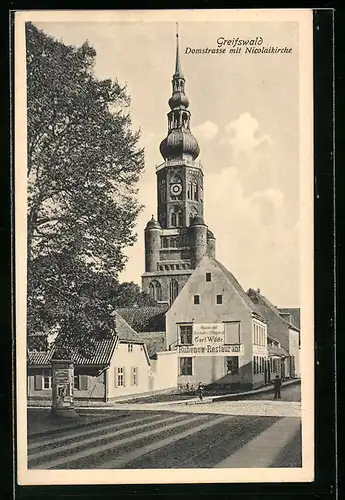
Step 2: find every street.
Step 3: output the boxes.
[28,384,302,470]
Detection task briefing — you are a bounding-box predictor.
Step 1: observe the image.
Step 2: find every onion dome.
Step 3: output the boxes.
[160,129,200,161]
[145,215,161,230]
[169,92,189,110]
[207,229,215,239]
[190,215,206,226]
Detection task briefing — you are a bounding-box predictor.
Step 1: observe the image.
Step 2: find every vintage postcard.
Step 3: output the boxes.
[15,9,314,485]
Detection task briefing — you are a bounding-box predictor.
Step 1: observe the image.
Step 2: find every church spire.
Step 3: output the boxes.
[159,24,200,161]
[174,22,183,78]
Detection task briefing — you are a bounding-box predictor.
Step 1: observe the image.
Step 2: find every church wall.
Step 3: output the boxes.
[142,271,192,305]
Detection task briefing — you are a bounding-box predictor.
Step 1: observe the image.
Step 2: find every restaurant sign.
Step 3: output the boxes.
[177,323,244,356]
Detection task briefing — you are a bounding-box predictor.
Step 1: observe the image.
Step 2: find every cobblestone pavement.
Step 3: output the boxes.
[28,410,301,470]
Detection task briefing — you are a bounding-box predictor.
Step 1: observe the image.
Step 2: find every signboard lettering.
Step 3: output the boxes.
[177,323,244,356]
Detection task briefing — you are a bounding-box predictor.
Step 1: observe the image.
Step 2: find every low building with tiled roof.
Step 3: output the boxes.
[27,312,155,402]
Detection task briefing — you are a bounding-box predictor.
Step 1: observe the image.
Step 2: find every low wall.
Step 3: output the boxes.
[150,350,178,392]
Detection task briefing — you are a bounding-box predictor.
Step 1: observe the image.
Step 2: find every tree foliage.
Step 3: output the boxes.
[110,282,158,309]
[26,22,145,355]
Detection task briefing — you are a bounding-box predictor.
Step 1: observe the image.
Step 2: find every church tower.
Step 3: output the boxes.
[142,25,216,305]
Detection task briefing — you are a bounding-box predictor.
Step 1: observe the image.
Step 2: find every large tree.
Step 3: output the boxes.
[26,22,145,356]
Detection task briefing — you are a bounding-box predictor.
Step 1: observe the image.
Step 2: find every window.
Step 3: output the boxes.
[131,367,138,386]
[206,273,211,282]
[149,280,162,301]
[128,343,133,353]
[187,182,192,199]
[177,211,183,226]
[43,369,52,389]
[253,356,257,375]
[179,325,193,345]
[171,207,183,227]
[194,294,200,305]
[192,182,198,201]
[179,357,193,376]
[162,237,168,248]
[216,294,223,304]
[115,367,125,387]
[226,356,239,375]
[224,322,241,344]
[74,375,80,390]
[169,279,179,305]
[189,209,198,225]
[159,181,166,202]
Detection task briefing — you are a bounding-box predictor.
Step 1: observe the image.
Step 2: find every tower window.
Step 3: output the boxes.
[189,209,198,226]
[170,279,179,305]
[149,280,162,301]
[216,294,223,304]
[177,212,183,227]
[170,207,183,227]
[193,182,198,201]
[187,182,192,200]
[194,295,200,305]
[206,273,211,282]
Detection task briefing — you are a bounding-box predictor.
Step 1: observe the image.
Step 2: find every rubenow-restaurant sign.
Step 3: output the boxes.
[177,324,244,356]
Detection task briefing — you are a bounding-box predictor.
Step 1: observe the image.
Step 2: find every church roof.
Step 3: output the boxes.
[145,216,161,230]
[115,305,169,333]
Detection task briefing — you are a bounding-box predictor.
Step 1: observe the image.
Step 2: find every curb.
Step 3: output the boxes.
[210,379,301,403]
[28,413,128,439]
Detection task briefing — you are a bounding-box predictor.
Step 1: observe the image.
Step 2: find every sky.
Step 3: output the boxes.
[33,19,300,307]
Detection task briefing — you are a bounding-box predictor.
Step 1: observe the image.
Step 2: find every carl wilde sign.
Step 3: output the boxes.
[177,323,244,356]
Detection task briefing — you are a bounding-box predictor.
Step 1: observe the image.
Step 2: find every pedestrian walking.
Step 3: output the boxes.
[197,382,204,402]
[273,375,282,399]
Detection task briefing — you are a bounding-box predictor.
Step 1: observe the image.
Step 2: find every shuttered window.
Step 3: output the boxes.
[224,322,240,345]
[34,373,42,391]
[131,367,138,386]
[115,367,125,387]
[42,369,52,389]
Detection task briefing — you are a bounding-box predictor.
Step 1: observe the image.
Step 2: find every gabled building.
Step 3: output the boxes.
[165,255,268,390]
[247,288,300,378]
[27,312,177,402]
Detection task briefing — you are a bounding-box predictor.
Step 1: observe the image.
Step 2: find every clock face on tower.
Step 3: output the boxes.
[170,183,182,196]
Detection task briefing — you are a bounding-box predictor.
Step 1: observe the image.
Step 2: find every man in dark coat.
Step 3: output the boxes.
[273,375,282,399]
[197,382,204,401]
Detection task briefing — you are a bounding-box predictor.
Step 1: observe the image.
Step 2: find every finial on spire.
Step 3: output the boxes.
[175,22,182,77]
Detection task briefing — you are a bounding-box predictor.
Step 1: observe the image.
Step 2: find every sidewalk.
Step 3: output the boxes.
[28,379,300,410]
